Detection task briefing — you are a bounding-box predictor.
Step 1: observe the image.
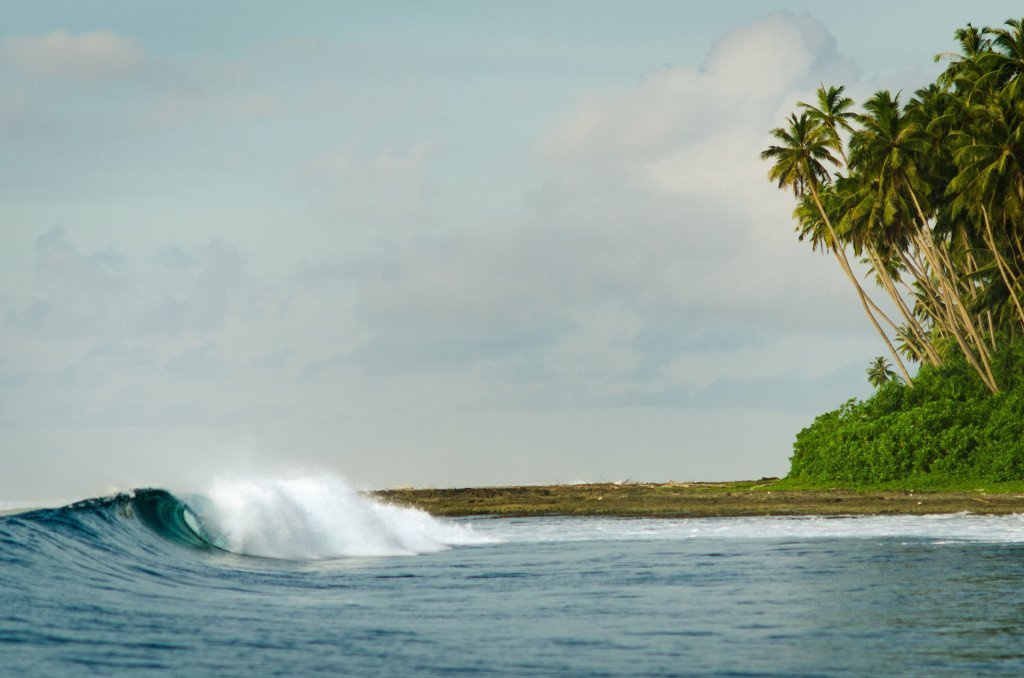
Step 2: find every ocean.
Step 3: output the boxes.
[3,476,1024,676]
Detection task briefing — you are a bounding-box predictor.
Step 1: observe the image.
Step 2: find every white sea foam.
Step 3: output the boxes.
[470,513,1024,545]
[194,475,495,559]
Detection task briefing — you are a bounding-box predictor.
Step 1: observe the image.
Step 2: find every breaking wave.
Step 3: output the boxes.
[197,476,492,558]
[2,475,493,562]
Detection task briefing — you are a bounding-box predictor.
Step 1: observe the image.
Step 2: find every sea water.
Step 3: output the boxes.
[3,477,1024,676]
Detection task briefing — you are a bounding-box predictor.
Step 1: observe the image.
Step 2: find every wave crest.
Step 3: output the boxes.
[194,476,492,559]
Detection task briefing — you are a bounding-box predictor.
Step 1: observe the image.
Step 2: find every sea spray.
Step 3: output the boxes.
[196,475,494,559]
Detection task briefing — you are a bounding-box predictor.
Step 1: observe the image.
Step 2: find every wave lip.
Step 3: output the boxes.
[194,476,495,560]
[131,489,218,550]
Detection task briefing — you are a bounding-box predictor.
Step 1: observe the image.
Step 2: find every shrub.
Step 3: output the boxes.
[788,341,1024,484]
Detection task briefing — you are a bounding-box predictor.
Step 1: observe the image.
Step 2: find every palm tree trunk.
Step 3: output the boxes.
[829,244,917,384]
[927,229,993,361]
[907,190,998,391]
[866,245,940,365]
[1013,231,1024,269]
[910,228,999,392]
[807,181,916,386]
[899,240,998,385]
[897,248,947,330]
[899,248,939,299]
[982,206,1024,330]
[959,230,981,291]
[897,213,997,390]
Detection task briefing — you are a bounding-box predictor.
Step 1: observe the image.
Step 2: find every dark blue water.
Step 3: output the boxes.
[3,488,1024,676]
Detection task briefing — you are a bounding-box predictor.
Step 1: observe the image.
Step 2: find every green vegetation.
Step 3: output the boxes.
[789,342,1024,484]
[764,18,1024,486]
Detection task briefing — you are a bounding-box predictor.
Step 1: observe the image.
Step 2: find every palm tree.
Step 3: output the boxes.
[762,113,915,385]
[762,112,835,196]
[978,18,1024,97]
[799,85,857,167]
[836,169,942,366]
[946,83,1024,334]
[936,23,992,96]
[850,90,997,391]
[866,356,898,388]
[764,19,1024,399]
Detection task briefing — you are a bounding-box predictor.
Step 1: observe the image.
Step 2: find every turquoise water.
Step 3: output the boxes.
[3,480,1024,675]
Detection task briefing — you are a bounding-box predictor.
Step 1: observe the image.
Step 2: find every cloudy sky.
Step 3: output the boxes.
[2,1,1021,501]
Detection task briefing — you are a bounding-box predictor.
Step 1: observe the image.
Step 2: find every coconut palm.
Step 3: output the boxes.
[866,356,898,388]
[762,113,836,197]
[835,169,942,366]
[977,18,1024,97]
[936,23,993,96]
[799,85,857,167]
[762,113,916,385]
[851,90,997,391]
[947,86,1024,330]
[763,18,1024,398]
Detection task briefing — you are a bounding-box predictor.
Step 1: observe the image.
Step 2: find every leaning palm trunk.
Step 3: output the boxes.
[907,190,999,392]
[911,227,999,392]
[957,230,984,302]
[1013,231,1024,270]
[917,223,993,363]
[861,290,913,336]
[808,182,916,386]
[865,245,941,365]
[866,253,933,364]
[903,245,991,379]
[981,206,1024,331]
[894,248,982,369]
[832,243,917,385]
[896,230,999,391]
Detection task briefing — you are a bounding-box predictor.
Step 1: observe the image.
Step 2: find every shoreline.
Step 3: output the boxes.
[372,481,1024,517]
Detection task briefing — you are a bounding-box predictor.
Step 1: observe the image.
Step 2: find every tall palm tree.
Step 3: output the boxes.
[799,85,857,167]
[936,23,993,97]
[851,90,998,391]
[947,86,1024,329]
[765,20,1024,398]
[978,18,1024,97]
[836,170,942,366]
[762,113,915,385]
[762,113,834,196]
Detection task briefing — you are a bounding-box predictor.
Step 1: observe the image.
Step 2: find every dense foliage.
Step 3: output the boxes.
[763,19,1024,484]
[790,341,1024,483]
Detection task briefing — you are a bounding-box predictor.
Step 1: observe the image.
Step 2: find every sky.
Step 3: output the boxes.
[2,1,1022,502]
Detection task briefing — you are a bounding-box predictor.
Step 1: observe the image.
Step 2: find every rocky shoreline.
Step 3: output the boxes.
[373,481,1024,517]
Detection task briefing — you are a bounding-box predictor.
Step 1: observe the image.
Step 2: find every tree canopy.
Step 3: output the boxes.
[767,18,1024,486]
[764,17,1024,395]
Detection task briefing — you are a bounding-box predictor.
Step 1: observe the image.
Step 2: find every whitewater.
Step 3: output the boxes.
[4,475,1024,675]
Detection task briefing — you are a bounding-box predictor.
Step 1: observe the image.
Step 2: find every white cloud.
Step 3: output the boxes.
[700,10,856,98]
[349,11,871,404]
[2,29,143,80]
